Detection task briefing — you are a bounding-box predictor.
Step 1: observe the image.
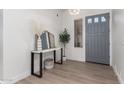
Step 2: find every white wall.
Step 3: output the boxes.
[112,10,124,83]
[62,9,111,62]
[0,9,3,80]
[3,9,63,83]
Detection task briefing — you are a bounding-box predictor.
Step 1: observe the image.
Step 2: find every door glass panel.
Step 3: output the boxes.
[101,16,106,22]
[94,17,99,23]
[88,18,92,23]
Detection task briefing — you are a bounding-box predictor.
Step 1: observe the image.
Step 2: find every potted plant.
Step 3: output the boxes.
[59,28,70,61]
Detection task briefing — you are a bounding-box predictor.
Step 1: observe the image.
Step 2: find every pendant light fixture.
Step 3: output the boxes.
[68,9,80,15]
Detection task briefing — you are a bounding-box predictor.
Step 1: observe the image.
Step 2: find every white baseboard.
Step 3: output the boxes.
[112,64,124,84]
[0,71,30,84]
[0,80,5,84]
[67,59,85,63]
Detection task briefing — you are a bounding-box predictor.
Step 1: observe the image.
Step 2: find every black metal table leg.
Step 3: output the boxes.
[31,52,34,75]
[61,48,63,64]
[54,50,56,63]
[54,48,63,64]
[39,53,43,77]
[31,52,42,78]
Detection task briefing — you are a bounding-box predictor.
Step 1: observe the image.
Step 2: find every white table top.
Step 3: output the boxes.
[31,47,61,53]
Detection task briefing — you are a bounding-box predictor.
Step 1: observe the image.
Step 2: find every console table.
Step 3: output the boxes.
[31,48,63,78]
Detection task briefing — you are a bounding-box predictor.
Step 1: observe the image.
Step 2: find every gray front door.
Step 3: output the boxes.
[85,13,110,64]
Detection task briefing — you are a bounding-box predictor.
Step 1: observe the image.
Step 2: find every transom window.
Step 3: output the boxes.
[88,18,92,24]
[94,17,99,23]
[101,16,106,22]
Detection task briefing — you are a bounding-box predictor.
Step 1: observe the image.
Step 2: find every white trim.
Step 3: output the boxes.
[112,64,124,84]
[0,80,5,84]
[109,10,113,66]
[67,59,85,63]
[0,71,30,84]
[0,80,9,84]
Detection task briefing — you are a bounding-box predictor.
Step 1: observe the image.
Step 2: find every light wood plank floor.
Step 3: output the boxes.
[17,60,119,84]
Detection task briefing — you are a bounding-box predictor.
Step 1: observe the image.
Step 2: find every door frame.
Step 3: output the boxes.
[85,13,111,65]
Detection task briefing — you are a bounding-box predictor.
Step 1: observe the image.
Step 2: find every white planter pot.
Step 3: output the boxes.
[63,56,67,62]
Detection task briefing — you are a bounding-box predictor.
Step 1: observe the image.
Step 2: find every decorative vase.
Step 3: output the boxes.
[37,36,42,50]
[35,34,39,50]
[34,34,42,51]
